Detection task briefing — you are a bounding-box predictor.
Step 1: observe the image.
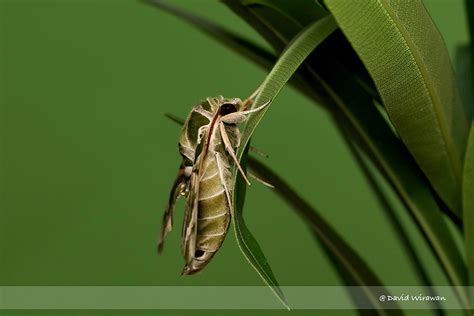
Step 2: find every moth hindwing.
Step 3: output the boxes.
[159,92,268,275]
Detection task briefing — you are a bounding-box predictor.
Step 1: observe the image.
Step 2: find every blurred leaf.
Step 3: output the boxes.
[241,0,327,27]
[248,157,402,314]
[463,129,474,286]
[455,45,473,123]
[325,0,469,217]
[231,15,337,308]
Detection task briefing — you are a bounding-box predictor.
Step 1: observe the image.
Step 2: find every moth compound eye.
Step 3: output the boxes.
[219,103,237,116]
[194,249,205,258]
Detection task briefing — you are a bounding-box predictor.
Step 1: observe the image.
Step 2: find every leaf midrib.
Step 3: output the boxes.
[378,0,462,183]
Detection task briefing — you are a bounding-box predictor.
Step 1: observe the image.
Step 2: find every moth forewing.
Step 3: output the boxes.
[181,165,200,264]
[157,165,187,253]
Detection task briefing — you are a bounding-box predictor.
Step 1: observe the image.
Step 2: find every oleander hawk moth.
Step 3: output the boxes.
[158,91,268,275]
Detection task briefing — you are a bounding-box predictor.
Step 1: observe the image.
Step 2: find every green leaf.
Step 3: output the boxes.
[325,0,470,217]
[463,128,474,287]
[247,157,403,314]
[236,15,337,159]
[230,15,337,308]
[241,0,327,28]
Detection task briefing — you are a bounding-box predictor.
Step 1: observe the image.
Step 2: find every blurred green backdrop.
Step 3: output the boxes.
[0,0,470,315]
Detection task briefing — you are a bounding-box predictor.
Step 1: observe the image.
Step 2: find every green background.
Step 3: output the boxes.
[0,0,470,315]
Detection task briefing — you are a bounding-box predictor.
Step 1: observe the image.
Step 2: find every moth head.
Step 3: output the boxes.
[219,98,242,116]
[219,103,237,116]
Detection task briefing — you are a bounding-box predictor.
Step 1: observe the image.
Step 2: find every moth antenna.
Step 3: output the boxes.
[218,122,251,186]
[249,145,269,158]
[164,112,185,126]
[249,171,274,188]
[242,85,262,110]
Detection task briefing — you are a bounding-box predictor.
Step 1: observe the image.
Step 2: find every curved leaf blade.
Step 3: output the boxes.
[325,0,470,216]
[231,16,337,308]
[237,15,337,159]
[234,151,289,309]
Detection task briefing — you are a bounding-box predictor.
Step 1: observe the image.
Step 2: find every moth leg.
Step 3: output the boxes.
[158,165,187,253]
[218,122,251,186]
[239,99,272,115]
[181,167,200,265]
[248,170,274,188]
[215,152,232,207]
[242,85,262,110]
[221,100,272,125]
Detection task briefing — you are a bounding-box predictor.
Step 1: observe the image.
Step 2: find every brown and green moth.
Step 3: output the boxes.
[158,90,268,275]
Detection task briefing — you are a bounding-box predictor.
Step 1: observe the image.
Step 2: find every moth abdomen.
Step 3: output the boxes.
[181,154,231,275]
[196,167,231,251]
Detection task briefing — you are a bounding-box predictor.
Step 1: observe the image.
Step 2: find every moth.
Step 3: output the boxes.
[158,90,269,275]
